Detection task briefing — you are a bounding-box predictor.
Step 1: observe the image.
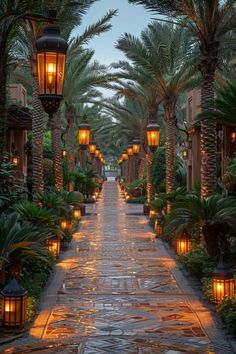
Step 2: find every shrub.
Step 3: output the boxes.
[216,297,236,335]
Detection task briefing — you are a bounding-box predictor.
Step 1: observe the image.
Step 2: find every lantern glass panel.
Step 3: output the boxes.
[127,147,133,156]
[89,144,96,154]
[133,143,140,154]
[2,296,27,328]
[213,276,235,303]
[79,129,90,146]
[38,53,45,94]
[147,130,159,149]
[176,238,191,255]
[73,209,81,220]
[57,54,66,95]
[45,52,57,94]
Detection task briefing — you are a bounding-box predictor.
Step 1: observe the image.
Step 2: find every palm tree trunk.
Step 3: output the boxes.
[65,105,76,191]
[32,77,44,195]
[52,111,63,190]
[146,151,154,203]
[164,100,176,194]
[199,41,219,199]
[200,75,217,198]
[0,42,8,160]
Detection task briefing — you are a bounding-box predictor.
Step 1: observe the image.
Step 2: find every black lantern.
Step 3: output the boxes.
[73,207,81,220]
[176,229,191,255]
[61,149,67,158]
[212,256,235,304]
[95,147,101,158]
[132,138,141,155]
[155,211,164,238]
[89,139,96,155]
[146,121,160,152]
[47,236,61,259]
[11,154,20,167]
[127,143,133,157]
[1,278,27,329]
[121,151,128,161]
[182,148,189,160]
[36,22,68,118]
[230,130,236,144]
[78,115,91,149]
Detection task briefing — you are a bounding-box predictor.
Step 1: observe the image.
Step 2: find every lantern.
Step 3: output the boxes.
[11,155,20,167]
[61,219,72,230]
[36,24,68,117]
[149,208,156,218]
[95,147,100,158]
[89,139,96,155]
[212,257,235,303]
[73,208,81,220]
[78,115,91,149]
[132,138,141,155]
[182,148,189,160]
[230,130,236,144]
[47,236,60,258]
[61,149,67,158]
[176,230,191,255]
[155,211,164,238]
[146,121,160,152]
[1,278,27,329]
[121,151,128,161]
[127,144,133,157]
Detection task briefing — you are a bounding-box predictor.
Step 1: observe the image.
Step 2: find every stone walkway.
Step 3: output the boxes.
[0,181,234,353]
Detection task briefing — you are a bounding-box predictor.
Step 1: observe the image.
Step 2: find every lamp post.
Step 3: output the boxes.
[121,151,128,180]
[155,211,164,238]
[78,115,91,169]
[182,148,189,160]
[1,278,27,329]
[36,21,68,119]
[127,143,134,183]
[132,138,140,181]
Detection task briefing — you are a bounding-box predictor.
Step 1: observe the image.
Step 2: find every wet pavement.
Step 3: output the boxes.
[0,182,234,353]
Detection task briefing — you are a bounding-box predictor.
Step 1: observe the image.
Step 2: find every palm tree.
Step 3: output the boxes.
[51,111,63,190]
[164,194,236,257]
[128,0,236,198]
[116,23,194,203]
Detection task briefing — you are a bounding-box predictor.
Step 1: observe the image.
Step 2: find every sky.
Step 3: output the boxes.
[72,0,153,96]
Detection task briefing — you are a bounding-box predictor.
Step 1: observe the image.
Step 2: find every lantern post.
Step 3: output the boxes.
[78,115,91,169]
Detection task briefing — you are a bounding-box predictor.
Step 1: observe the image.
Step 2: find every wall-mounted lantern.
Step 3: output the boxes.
[78,115,91,149]
[146,121,160,152]
[176,229,191,255]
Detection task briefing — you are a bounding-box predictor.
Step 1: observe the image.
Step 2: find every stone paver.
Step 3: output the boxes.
[0,182,234,353]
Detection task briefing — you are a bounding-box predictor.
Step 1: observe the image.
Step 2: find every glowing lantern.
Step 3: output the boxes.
[146,121,160,152]
[78,115,91,148]
[11,155,20,167]
[1,278,27,329]
[61,219,72,230]
[182,148,189,160]
[89,140,96,155]
[73,208,81,220]
[176,230,191,255]
[36,22,68,118]
[47,237,60,258]
[212,257,235,303]
[61,149,67,158]
[155,211,164,238]
[95,147,100,158]
[149,208,156,218]
[121,151,128,161]
[132,138,141,155]
[230,130,236,143]
[127,144,133,157]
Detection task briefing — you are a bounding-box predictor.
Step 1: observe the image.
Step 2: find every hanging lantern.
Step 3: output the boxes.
[36,22,68,118]
[95,147,100,158]
[121,151,128,161]
[182,148,189,160]
[230,130,236,144]
[73,208,81,220]
[61,149,67,158]
[60,219,72,230]
[1,278,27,329]
[127,143,133,157]
[176,230,191,255]
[146,121,160,152]
[11,154,20,167]
[89,139,96,155]
[47,236,61,259]
[155,211,164,238]
[132,138,141,155]
[212,256,235,303]
[78,115,91,149]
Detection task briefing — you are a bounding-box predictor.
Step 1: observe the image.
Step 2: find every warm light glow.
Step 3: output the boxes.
[231,131,236,143]
[95,149,100,158]
[89,143,96,154]
[61,220,72,230]
[5,301,14,313]
[146,122,160,151]
[213,274,235,303]
[149,209,156,218]
[182,149,188,160]
[61,149,67,158]
[127,147,133,156]
[73,209,81,220]
[46,62,56,84]
[176,231,191,255]
[11,156,20,167]
[122,152,128,161]
[132,143,140,155]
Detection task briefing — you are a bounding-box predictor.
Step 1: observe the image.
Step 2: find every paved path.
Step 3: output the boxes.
[0,182,234,353]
